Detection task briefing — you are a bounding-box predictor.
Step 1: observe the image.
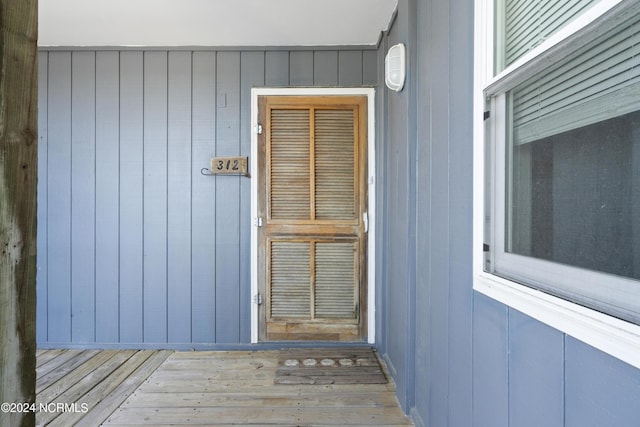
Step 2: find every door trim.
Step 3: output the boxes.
[250,87,376,344]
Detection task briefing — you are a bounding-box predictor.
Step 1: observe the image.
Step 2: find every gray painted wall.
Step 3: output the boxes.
[379,1,640,426]
[36,48,378,347]
[378,0,474,423]
[36,2,640,425]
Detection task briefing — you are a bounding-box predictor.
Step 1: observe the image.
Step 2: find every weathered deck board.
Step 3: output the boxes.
[36,349,413,426]
[73,350,172,427]
[37,350,119,404]
[120,391,402,408]
[46,350,157,427]
[137,378,400,394]
[36,349,66,368]
[106,425,411,427]
[36,350,100,393]
[105,406,410,425]
[35,350,164,426]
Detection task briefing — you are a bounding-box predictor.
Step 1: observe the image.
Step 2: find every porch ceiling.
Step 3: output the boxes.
[38,0,398,47]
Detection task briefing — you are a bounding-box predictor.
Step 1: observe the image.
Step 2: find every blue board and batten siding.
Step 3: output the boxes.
[36,49,378,348]
[380,1,640,426]
[36,3,640,425]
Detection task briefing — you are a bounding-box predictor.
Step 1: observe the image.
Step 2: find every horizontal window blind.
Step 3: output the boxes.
[511,9,640,145]
[504,0,598,68]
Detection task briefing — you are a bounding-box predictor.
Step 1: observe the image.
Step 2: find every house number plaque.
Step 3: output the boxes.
[209,156,249,176]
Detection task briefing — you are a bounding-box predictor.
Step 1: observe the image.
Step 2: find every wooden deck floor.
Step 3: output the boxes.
[36,349,413,426]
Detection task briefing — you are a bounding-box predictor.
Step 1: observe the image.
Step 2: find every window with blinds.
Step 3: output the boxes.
[485,0,640,325]
[510,9,640,144]
[497,0,599,71]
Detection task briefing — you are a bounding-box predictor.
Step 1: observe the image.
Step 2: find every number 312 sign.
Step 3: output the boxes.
[209,156,249,176]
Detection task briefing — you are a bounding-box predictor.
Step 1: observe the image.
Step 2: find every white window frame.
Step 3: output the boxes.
[250,87,376,345]
[473,0,640,369]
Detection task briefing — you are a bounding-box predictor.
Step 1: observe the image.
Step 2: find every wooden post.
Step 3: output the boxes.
[0,1,38,426]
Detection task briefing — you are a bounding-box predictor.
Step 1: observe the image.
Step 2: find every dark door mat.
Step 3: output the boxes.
[275,347,387,385]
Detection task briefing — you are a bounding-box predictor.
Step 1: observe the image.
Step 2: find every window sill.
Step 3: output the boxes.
[474,273,640,369]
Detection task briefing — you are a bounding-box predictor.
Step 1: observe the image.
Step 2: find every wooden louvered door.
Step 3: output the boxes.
[257,96,368,341]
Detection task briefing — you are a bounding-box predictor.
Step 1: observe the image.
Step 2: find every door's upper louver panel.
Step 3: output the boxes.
[270,109,310,220]
[314,110,356,220]
[314,242,357,319]
[270,241,311,318]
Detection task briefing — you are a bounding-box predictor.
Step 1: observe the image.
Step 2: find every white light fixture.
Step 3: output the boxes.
[385,43,406,92]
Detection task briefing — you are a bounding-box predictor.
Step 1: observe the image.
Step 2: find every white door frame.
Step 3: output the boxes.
[250,87,376,344]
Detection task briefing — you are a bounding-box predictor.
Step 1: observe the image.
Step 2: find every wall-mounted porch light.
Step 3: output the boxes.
[385,43,406,92]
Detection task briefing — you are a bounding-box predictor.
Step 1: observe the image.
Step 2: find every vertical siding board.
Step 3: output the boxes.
[313,51,338,86]
[289,51,314,86]
[239,51,265,343]
[447,0,474,423]
[509,310,564,427]
[167,51,193,343]
[383,9,415,411]
[70,51,97,343]
[413,0,432,418]
[472,294,509,427]
[46,51,72,343]
[405,1,419,411]
[565,337,640,426]
[265,51,289,86]
[191,51,216,343]
[384,26,410,402]
[36,51,49,344]
[362,50,378,86]
[428,0,451,422]
[338,51,363,86]
[119,51,144,343]
[215,51,241,343]
[143,51,169,343]
[385,145,409,403]
[95,51,121,343]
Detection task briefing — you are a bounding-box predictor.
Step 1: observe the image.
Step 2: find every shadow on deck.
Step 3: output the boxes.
[36,349,413,426]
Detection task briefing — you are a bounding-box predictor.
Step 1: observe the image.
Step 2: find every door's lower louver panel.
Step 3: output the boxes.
[315,242,357,318]
[269,239,358,321]
[269,241,311,318]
